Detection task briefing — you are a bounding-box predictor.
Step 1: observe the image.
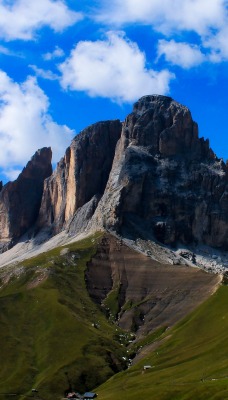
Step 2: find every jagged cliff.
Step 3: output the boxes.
[37,119,122,234]
[0,147,52,251]
[0,95,227,252]
[91,95,228,249]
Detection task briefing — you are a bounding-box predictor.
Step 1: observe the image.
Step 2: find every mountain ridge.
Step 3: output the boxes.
[0,95,227,272]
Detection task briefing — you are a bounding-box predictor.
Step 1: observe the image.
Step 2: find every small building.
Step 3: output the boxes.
[83,392,97,399]
[143,365,152,370]
[67,392,82,399]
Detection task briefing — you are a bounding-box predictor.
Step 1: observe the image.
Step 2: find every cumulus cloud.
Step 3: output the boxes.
[0,0,82,41]
[96,0,228,64]
[59,31,174,103]
[43,46,65,61]
[96,0,225,36]
[157,40,205,68]
[0,70,74,179]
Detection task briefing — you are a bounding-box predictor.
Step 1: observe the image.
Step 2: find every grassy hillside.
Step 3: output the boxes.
[96,285,228,400]
[0,234,129,400]
[0,232,226,400]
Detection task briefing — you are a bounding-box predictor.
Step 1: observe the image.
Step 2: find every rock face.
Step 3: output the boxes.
[0,148,52,250]
[37,120,122,234]
[91,95,228,249]
[86,234,220,335]
[0,95,227,252]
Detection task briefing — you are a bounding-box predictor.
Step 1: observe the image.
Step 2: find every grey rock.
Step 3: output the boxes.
[67,194,101,236]
[90,95,228,250]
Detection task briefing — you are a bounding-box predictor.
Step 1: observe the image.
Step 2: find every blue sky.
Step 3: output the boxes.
[0,0,227,183]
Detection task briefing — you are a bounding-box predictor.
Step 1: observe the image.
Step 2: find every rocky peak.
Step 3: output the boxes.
[90,95,228,249]
[0,147,52,251]
[19,147,52,180]
[122,94,212,160]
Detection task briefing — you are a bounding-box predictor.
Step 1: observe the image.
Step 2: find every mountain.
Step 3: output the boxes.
[0,95,227,400]
[0,95,227,259]
[91,95,228,250]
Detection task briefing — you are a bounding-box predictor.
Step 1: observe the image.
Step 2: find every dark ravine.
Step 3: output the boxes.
[0,95,227,253]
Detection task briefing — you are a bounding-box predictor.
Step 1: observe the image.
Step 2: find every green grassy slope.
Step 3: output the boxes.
[0,234,129,400]
[96,285,228,400]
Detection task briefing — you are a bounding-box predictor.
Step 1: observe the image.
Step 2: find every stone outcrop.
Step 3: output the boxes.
[37,120,122,234]
[91,95,228,250]
[0,148,52,250]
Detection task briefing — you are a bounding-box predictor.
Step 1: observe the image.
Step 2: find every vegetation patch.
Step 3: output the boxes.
[0,234,129,400]
[130,326,167,354]
[103,285,121,320]
[96,285,228,400]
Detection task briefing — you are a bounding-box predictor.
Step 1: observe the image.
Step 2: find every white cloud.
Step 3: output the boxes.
[29,64,59,80]
[59,31,174,103]
[43,46,65,61]
[0,44,24,58]
[97,0,225,36]
[205,25,228,62]
[0,70,74,179]
[157,40,205,68]
[0,45,12,55]
[96,0,228,64]
[0,0,82,40]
